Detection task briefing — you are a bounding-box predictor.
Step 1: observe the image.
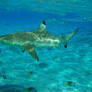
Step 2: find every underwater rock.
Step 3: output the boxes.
[66,81,73,86]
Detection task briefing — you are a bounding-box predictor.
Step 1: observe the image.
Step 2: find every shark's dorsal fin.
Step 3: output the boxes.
[37,21,47,32]
[24,44,39,61]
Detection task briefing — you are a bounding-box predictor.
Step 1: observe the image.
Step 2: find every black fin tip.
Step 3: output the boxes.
[42,21,46,25]
[64,44,67,48]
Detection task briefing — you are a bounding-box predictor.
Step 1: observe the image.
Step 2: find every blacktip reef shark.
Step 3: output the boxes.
[0,21,78,61]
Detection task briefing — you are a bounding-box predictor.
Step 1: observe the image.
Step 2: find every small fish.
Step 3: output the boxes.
[28,71,33,76]
[66,81,73,86]
[25,87,37,92]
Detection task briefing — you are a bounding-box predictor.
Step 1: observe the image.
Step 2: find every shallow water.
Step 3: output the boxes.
[0,0,92,92]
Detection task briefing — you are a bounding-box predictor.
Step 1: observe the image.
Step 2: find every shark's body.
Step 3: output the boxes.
[0,21,78,61]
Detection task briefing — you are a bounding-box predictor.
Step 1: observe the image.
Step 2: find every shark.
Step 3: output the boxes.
[0,21,78,61]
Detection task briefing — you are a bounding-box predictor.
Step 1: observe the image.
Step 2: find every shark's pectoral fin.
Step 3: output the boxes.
[23,45,39,61]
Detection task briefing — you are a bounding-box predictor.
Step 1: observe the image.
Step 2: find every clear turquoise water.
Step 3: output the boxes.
[0,2,92,92]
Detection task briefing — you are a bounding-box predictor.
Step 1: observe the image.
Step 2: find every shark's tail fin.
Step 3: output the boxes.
[61,28,79,48]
